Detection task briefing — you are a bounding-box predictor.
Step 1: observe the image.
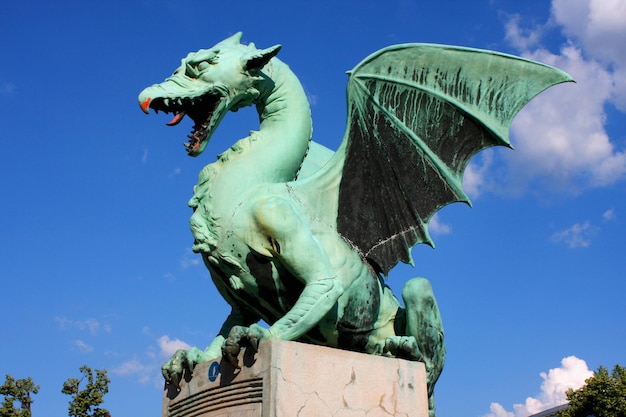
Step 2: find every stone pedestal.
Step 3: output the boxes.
[163,340,429,417]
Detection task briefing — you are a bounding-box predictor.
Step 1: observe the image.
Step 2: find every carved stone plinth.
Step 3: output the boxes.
[162,340,429,417]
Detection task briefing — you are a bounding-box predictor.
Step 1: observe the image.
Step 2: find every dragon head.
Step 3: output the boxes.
[138,32,281,156]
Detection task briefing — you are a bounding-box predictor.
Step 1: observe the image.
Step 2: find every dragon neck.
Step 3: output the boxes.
[216,58,312,184]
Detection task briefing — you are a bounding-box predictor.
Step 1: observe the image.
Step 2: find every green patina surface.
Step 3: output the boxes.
[139,32,572,416]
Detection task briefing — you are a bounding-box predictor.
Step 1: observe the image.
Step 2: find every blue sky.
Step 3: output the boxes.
[1,1,624,416]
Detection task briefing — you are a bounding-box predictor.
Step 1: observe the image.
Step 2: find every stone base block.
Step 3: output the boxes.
[163,340,428,417]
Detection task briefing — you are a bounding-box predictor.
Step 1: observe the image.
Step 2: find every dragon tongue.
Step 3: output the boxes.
[166,111,186,126]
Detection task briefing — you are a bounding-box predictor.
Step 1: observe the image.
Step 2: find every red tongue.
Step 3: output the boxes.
[166,111,186,126]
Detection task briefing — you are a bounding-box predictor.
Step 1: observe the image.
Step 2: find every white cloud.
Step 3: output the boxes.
[112,358,156,385]
[484,356,593,417]
[504,14,543,51]
[428,213,451,236]
[180,248,201,269]
[55,317,110,335]
[73,340,94,353]
[80,318,105,334]
[486,403,514,417]
[111,335,187,386]
[55,316,72,328]
[113,359,148,376]
[552,0,626,110]
[464,151,495,199]
[603,208,616,221]
[551,221,597,248]
[492,0,626,196]
[157,335,191,358]
[112,335,191,386]
[507,44,626,193]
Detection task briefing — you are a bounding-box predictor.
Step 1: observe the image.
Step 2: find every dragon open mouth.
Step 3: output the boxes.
[143,93,224,156]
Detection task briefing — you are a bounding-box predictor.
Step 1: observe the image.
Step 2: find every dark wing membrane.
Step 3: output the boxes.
[336,44,573,275]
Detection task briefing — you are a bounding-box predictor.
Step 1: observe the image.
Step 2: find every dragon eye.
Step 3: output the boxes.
[196,57,218,72]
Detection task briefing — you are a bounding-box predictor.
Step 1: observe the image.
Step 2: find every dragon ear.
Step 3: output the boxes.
[216,31,243,47]
[243,45,282,71]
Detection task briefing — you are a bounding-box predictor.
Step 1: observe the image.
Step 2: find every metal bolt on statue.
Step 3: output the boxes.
[138,32,572,416]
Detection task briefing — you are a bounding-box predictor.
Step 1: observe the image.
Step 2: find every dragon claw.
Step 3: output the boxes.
[222,336,242,369]
[221,324,271,368]
[161,347,212,389]
[382,336,424,361]
[161,349,189,389]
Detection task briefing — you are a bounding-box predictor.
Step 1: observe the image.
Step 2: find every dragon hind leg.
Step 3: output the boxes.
[396,277,445,417]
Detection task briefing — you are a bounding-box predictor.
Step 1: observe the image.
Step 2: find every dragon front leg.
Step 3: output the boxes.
[222,196,343,366]
[255,197,344,337]
[221,276,344,367]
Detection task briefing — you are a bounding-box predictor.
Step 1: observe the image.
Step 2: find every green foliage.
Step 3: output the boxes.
[0,374,39,417]
[560,364,626,417]
[61,366,110,417]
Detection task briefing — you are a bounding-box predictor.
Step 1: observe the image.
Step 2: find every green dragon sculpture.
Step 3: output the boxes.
[138,32,572,415]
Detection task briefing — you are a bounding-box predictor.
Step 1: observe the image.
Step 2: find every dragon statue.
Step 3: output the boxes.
[138,32,572,415]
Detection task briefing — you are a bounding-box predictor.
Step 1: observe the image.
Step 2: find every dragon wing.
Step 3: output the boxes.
[300,43,573,276]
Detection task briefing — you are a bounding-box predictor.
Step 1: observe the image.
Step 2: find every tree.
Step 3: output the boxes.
[61,366,110,417]
[560,364,626,417]
[0,374,40,417]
